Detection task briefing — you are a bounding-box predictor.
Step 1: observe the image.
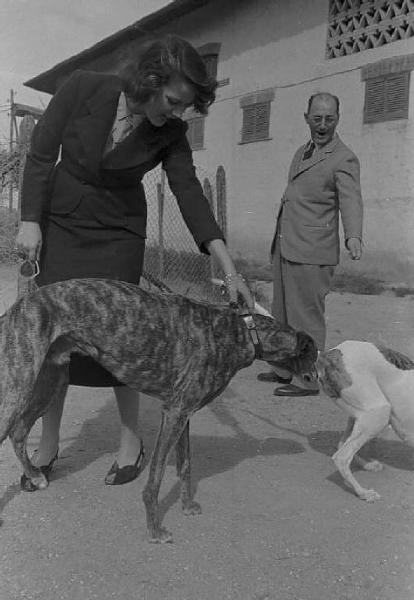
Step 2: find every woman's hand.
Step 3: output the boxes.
[16,221,42,260]
[223,272,254,311]
[204,239,254,310]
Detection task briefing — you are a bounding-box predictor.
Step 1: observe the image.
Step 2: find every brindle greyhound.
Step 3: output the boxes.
[0,278,317,542]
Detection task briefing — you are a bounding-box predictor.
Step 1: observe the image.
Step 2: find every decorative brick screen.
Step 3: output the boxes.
[327,0,414,59]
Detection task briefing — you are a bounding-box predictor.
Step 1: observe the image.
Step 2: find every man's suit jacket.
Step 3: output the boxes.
[21,70,222,250]
[271,134,363,265]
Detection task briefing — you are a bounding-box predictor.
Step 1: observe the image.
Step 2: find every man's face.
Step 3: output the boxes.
[304,96,339,148]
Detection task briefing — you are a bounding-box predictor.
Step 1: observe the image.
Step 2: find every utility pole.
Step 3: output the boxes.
[8,89,17,211]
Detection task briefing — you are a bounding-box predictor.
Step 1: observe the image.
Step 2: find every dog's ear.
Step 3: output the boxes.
[296,331,318,364]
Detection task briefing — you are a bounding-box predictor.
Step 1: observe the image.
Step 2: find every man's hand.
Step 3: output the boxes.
[346,237,362,261]
[16,221,42,260]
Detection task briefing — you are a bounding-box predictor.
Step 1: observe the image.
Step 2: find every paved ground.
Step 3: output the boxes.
[0,266,413,600]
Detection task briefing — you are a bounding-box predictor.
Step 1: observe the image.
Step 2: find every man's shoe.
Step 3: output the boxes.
[257,371,292,384]
[105,439,145,486]
[273,383,319,397]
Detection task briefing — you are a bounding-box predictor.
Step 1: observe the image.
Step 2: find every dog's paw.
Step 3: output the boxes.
[362,459,383,472]
[359,488,381,502]
[20,473,49,492]
[182,500,202,516]
[147,527,174,544]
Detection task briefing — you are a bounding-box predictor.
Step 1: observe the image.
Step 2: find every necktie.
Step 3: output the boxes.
[105,93,141,153]
[302,142,315,161]
[110,114,135,148]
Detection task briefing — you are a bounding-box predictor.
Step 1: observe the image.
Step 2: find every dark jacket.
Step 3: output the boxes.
[21,69,223,250]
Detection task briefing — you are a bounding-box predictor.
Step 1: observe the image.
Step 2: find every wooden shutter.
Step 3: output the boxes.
[186,117,205,150]
[203,54,218,79]
[364,71,410,123]
[385,72,410,120]
[241,102,270,143]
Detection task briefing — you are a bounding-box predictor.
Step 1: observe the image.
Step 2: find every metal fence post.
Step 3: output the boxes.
[156,169,165,279]
[17,114,36,299]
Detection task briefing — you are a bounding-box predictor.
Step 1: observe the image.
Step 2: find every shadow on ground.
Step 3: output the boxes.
[0,393,306,525]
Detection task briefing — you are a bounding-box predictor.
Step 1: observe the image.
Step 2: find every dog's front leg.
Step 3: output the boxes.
[176,421,202,516]
[333,405,390,502]
[339,417,383,473]
[142,408,188,543]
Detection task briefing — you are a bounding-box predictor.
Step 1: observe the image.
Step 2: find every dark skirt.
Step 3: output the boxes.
[37,212,145,387]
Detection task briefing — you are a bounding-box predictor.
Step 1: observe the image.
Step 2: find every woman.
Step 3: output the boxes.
[16,35,252,486]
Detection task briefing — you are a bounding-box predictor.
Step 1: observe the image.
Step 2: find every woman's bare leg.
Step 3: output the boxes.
[31,393,65,467]
[113,387,141,466]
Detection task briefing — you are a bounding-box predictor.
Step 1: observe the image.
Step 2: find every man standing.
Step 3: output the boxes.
[259,92,363,396]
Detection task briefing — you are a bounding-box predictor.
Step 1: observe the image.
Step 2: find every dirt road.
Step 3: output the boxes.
[0,268,413,600]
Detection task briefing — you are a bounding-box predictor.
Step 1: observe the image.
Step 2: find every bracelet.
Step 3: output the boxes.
[223,272,245,286]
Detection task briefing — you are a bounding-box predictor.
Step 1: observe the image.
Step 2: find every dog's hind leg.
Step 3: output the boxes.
[10,359,68,491]
[176,421,202,516]
[143,408,189,544]
[332,404,390,502]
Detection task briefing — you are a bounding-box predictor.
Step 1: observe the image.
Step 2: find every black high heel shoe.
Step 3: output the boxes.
[20,452,59,492]
[104,439,145,486]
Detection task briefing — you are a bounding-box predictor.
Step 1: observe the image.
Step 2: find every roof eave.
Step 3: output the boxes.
[24,0,210,94]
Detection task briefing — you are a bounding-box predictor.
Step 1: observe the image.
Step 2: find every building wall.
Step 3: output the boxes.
[76,0,414,284]
[158,0,414,285]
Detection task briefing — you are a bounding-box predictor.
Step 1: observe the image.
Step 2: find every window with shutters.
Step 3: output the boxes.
[364,71,410,123]
[241,103,271,143]
[327,0,414,59]
[361,56,414,124]
[197,43,221,80]
[203,54,218,79]
[239,89,274,144]
[186,116,205,151]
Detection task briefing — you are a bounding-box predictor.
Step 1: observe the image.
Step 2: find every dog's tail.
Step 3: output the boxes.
[0,302,56,447]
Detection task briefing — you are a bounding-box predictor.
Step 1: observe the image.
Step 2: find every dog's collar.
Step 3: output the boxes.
[241,313,263,359]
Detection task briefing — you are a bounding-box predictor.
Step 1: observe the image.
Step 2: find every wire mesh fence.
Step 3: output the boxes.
[141,165,225,304]
[4,165,227,304]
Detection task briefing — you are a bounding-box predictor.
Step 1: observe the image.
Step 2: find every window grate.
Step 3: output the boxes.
[327,0,414,58]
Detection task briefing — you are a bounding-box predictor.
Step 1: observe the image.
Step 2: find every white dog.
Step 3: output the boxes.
[316,340,414,502]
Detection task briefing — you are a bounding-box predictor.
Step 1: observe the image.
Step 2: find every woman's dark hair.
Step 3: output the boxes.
[120,35,217,114]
